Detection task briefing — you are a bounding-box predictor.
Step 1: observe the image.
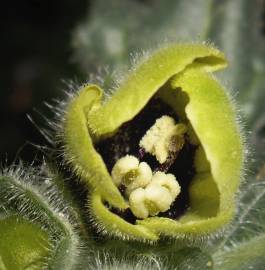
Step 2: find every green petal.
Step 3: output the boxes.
[139,67,243,236]
[63,84,127,209]
[89,192,158,241]
[87,43,227,137]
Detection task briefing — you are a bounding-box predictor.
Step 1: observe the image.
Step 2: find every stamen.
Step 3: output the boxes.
[129,171,181,219]
[111,155,139,186]
[139,115,187,164]
[111,155,152,196]
[110,115,186,219]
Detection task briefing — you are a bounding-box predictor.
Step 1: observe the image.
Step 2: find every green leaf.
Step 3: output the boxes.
[0,214,51,270]
[213,234,265,270]
[0,165,88,270]
[211,179,265,269]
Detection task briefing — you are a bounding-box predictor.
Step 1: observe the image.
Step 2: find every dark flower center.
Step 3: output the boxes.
[95,97,196,223]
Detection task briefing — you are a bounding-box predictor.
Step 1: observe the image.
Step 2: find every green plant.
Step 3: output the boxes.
[1,0,265,269]
[61,43,243,243]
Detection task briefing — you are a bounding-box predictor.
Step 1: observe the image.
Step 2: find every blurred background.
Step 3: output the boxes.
[1,0,265,174]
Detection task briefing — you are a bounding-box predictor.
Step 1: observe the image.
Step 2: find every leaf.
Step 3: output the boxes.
[0,164,89,270]
[0,213,51,270]
[213,234,265,270]
[211,178,265,269]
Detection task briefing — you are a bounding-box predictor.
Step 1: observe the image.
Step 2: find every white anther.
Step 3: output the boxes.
[111,155,152,195]
[129,171,181,219]
[129,188,149,219]
[139,115,186,164]
[126,162,152,196]
[111,155,139,186]
[151,171,181,199]
[145,184,173,215]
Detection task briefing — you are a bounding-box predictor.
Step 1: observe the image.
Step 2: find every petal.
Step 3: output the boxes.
[63,84,127,209]
[138,67,243,236]
[87,43,227,137]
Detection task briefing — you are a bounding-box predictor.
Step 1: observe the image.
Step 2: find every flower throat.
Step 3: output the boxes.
[95,97,196,223]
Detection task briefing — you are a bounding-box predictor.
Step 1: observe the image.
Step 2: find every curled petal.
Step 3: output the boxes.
[62,43,243,241]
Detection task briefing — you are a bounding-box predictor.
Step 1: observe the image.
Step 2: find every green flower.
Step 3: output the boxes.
[62,43,244,242]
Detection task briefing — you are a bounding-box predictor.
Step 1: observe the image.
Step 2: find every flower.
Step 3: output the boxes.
[62,43,244,242]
